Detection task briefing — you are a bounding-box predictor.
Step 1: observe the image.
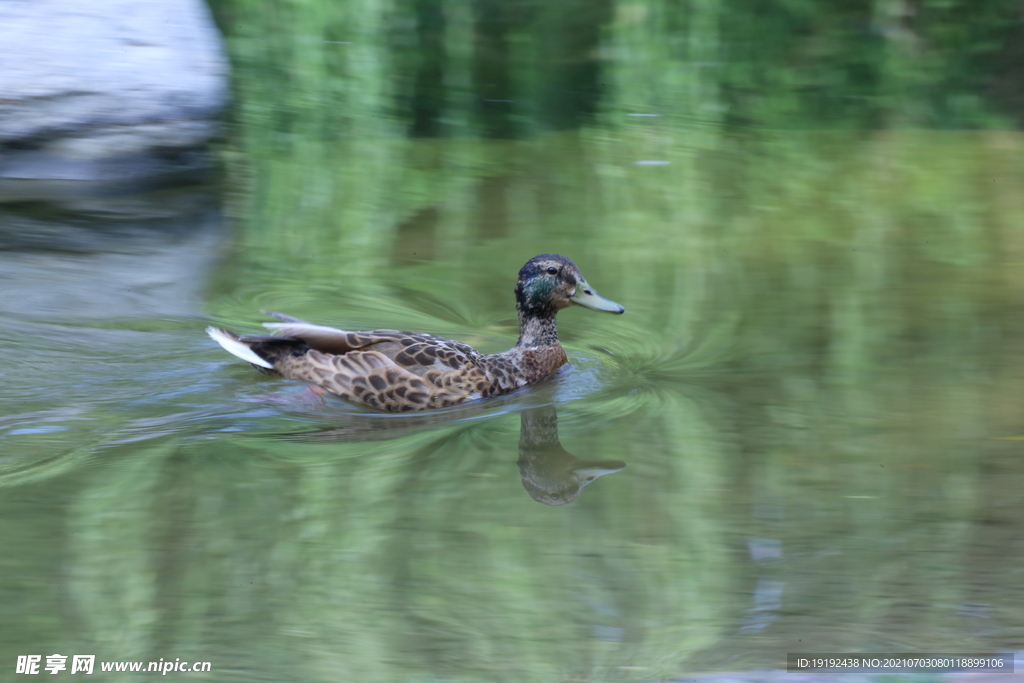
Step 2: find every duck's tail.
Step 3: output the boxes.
[206,327,275,369]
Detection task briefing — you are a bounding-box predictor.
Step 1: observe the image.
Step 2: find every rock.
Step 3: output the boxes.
[0,0,229,184]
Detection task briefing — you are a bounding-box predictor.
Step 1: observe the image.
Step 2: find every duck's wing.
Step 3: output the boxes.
[211,310,501,410]
[248,321,495,410]
[261,322,483,377]
[261,321,396,356]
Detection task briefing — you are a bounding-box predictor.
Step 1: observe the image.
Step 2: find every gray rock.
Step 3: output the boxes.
[0,0,229,183]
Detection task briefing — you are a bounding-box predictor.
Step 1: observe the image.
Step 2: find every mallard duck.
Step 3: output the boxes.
[207,254,624,412]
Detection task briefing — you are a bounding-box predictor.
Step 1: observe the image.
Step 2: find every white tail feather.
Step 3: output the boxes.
[206,327,273,369]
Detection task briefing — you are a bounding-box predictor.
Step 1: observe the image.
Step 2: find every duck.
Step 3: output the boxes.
[207,254,624,412]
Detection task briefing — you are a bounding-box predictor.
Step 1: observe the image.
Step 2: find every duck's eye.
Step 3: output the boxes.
[546,266,558,275]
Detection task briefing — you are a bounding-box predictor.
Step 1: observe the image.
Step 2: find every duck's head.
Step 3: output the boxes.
[515,254,625,317]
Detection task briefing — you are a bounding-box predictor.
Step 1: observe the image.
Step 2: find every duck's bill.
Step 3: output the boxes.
[571,279,625,314]
[574,462,627,484]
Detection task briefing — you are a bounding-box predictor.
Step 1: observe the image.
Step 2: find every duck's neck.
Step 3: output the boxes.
[519,406,560,448]
[515,308,560,348]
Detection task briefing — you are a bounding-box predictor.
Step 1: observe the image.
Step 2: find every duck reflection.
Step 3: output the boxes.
[517,406,625,506]
[285,403,625,505]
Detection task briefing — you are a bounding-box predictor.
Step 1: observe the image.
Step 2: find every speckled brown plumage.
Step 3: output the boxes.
[207,254,624,412]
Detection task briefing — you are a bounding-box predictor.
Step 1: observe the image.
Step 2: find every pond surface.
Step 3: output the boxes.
[5,3,1024,682]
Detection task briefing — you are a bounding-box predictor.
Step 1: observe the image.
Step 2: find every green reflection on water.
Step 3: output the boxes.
[3,1,1024,681]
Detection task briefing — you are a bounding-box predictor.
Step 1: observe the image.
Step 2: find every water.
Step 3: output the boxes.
[5,2,1024,681]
